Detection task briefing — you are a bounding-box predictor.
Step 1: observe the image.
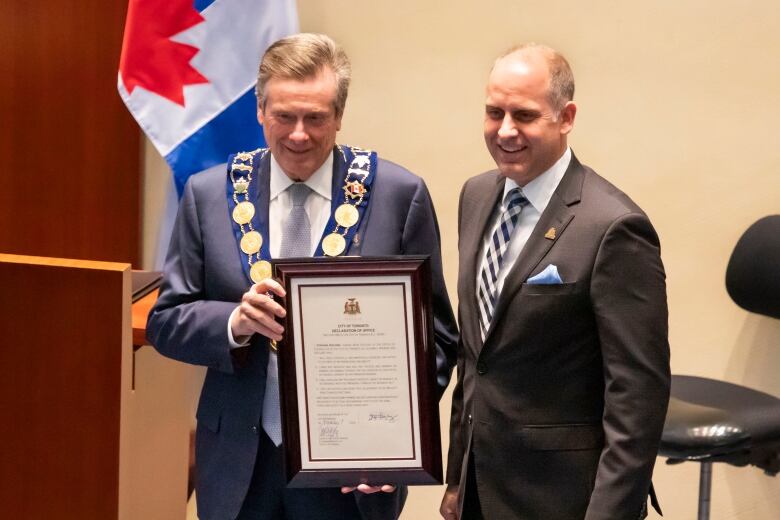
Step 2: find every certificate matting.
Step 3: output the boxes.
[273,256,442,487]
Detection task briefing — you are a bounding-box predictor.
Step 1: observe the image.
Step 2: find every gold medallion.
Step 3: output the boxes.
[250,260,273,283]
[334,203,359,228]
[232,201,255,225]
[322,233,346,256]
[240,231,263,254]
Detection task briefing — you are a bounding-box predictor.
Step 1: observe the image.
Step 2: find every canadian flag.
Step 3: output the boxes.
[118,0,298,195]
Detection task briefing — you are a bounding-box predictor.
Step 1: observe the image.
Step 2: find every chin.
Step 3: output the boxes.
[499,168,531,184]
[280,154,311,168]
[499,164,527,177]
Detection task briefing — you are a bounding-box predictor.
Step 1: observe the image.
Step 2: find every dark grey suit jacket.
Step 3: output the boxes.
[447,154,670,520]
[147,149,458,520]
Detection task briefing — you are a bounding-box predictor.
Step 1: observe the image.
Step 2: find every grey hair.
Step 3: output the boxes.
[256,33,351,116]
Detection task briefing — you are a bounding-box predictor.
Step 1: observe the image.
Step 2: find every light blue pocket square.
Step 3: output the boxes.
[527,264,563,284]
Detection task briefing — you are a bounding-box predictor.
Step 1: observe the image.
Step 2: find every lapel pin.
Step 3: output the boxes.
[544,227,557,240]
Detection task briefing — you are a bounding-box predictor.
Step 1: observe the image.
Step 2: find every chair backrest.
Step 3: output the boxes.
[725,215,780,319]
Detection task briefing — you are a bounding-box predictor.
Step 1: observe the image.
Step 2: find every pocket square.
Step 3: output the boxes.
[527,264,563,284]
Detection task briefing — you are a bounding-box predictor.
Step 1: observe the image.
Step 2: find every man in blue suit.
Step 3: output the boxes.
[147,33,457,520]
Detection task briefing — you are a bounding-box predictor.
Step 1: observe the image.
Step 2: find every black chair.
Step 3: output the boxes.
[659,215,780,520]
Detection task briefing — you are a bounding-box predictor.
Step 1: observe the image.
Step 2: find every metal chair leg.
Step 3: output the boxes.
[697,461,712,520]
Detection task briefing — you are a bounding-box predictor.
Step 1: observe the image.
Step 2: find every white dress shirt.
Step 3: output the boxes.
[228,152,334,346]
[268,153,333,257]
[476,147,571,296]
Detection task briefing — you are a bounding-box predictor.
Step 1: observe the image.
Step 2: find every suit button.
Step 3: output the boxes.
[252,425,259,434]
[477,362,487,375]
[467,414,473,424]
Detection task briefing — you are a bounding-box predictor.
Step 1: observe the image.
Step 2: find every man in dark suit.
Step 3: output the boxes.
[440,44,670,519]
[147,33,457,520]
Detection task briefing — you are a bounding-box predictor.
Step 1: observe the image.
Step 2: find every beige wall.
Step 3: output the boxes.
[144,1,780,518]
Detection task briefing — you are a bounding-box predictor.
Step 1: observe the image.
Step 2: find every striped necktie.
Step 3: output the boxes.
[477,188,529,341]
[262,182,312,447]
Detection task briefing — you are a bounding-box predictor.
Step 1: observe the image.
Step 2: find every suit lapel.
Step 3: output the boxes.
[329,146,347,203]
[331,148,359,255]
[484,155,586,342]
[460,173,505,351]
[254,150,273,245]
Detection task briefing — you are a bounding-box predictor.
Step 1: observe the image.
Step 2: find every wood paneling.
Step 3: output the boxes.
[0,1,141,266]
[0,254,129,518]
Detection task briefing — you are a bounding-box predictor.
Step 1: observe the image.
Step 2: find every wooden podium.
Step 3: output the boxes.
[0,254,194,519]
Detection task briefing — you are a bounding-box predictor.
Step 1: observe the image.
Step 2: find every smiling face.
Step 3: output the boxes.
[257,67,342,181]
[484,51,576,185]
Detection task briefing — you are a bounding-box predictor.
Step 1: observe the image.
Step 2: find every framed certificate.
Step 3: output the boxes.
[273,256,442,487]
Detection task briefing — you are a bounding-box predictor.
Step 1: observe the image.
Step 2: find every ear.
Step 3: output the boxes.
[257,106,265,125]
[335,110,343,132]
[559,101,577,135]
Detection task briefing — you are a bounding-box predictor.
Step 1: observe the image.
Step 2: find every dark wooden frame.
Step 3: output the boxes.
[273,256,442,487]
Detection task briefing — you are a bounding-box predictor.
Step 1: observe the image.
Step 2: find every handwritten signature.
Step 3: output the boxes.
[320,426,340,438]
[368,412,398,423]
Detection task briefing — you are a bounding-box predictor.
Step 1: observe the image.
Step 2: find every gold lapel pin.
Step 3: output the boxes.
[544,227,557,240]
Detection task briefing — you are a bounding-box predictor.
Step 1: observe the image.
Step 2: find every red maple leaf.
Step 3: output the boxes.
[119,0,209,106]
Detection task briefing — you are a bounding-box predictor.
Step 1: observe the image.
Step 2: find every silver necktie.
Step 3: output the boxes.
[262,182,312,446]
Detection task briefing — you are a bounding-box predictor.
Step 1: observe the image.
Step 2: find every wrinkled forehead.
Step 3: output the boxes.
[263,70,339,105]
[261,66,338,97]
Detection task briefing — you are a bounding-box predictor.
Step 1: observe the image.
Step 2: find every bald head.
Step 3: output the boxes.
[493,43,575,112]
[483,43,577,185]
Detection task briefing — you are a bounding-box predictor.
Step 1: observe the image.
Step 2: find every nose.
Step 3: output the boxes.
[497,113,518,139]
[289,118,309,142]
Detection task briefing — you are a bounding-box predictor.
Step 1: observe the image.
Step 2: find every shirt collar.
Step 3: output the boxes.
[504,147,571,213]
[269,152,334,202]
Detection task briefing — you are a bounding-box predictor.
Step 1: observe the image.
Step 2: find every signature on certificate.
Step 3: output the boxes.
[368,412,398,423]
[318,416,344,439]
[319,425,340,438]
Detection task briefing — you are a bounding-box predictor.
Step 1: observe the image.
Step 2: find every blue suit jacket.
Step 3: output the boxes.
[147,149,458,520]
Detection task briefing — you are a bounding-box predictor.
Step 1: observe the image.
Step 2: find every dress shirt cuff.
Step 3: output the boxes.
[227,306,252,348]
